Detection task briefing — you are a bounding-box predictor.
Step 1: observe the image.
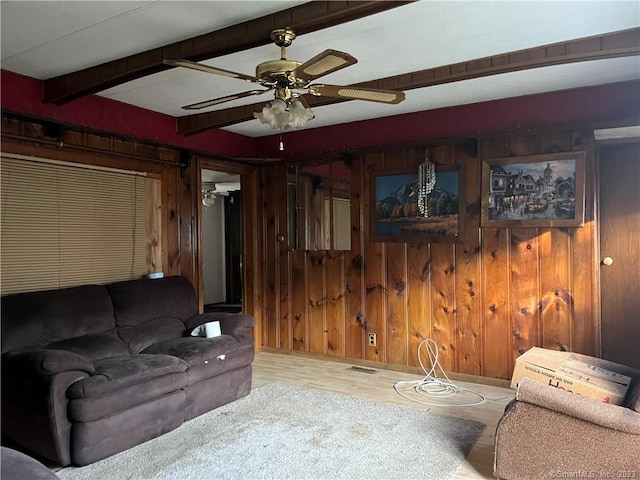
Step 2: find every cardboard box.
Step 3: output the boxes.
[510,347,631,405]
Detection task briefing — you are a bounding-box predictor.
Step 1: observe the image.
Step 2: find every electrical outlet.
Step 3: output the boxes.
[368,333,377,347]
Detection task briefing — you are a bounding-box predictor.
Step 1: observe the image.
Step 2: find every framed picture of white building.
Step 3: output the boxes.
[481,151,586,228]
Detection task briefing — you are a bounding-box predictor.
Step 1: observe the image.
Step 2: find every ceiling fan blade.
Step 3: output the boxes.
[294,50,357,83]
[182,89,269,110]
[308,84,405,104]
[163,59,259,83]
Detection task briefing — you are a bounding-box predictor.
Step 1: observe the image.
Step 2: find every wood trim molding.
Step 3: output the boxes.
[177,27,640,135]
[42,1,411,105]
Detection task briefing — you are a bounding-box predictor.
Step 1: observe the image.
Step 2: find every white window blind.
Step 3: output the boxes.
[1,156,151,295]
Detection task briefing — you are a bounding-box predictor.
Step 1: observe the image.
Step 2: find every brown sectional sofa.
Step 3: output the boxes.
[1,276,254,466]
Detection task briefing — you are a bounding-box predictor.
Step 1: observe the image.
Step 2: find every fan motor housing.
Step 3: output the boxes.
[256,59,305,88]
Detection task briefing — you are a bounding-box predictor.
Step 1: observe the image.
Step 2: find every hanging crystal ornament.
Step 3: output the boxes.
[417,150,436,217]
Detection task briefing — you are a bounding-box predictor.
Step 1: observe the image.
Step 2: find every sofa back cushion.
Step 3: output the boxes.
[118,317,186,353]
[1,285,115,354]
[107,276,197,329]
[46,333,129,361]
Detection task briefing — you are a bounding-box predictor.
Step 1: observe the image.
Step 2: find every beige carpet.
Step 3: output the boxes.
[58,383,485,480]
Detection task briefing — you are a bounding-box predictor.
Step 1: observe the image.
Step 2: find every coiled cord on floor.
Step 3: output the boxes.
[393,339,486,407]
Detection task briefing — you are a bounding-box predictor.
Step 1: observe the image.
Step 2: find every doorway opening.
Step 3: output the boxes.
[201,169,242,313]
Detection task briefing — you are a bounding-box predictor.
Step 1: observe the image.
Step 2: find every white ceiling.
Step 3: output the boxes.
[2,1,639,139]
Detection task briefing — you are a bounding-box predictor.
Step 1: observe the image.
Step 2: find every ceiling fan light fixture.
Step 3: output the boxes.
[254,97,314,130]
[202,191,216,208]
[288,99,315,127]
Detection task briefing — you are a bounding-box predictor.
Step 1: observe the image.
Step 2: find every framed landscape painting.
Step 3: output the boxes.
[480,151,586,228]
[370,164,465,243]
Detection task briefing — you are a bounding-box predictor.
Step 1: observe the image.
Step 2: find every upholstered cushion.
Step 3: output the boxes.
[1,447,59,480]
[141,336,241,366]
[68,371,187,422]
[2,348,95,376]
[67,354,187,399]
[142,336,254,384]
[1,284,115,354]
[625,383,640,413]
[47,334,128,361]
[107,276,197,328]
[118,317,185,353]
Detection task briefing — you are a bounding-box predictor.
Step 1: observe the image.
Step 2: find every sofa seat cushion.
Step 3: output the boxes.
[66,354,188,422]
[67,354,187,399]
[47,333,128,361]
[141,336,254,384]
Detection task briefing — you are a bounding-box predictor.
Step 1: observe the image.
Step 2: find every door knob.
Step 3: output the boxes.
[602,256,614,266]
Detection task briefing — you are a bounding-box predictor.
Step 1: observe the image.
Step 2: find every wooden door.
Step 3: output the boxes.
[224,191,243,304]
[598,141,640,369]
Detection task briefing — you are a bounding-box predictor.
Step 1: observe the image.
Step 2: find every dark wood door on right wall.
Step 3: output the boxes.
[598,141,640,369]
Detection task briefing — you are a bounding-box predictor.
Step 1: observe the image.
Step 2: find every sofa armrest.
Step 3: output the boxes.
[516,377,640,434]
[2,348,95,376]
[186,313,255,338]
[2,368,90,465]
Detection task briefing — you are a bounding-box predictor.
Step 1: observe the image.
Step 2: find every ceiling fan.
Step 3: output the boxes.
[163,28,406,118]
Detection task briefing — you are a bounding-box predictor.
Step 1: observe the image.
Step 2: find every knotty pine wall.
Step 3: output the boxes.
[258,127,597,380]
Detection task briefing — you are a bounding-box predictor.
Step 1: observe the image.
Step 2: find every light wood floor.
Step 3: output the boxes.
[252,351,515,480]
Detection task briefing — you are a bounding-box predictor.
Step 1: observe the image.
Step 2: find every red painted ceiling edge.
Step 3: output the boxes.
[255,80,640,158]
[0,70,257,158]
[3,70,639,160]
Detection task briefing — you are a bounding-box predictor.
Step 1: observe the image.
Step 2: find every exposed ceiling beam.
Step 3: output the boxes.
[176,27,640,136]
[42,1,412,105]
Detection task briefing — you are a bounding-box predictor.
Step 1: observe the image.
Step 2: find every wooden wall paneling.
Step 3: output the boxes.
[307,251,327,354]
[385,148,412,365]
[507,134,539,157]
[406,243,431,368]
[404,147,430,367]
[242,168,263,352]
[145,177,163,275]
[178,162,197,288]
[480,135,508,161]
[537,131,576,351]
[538,131,573,155]
[510,228,541,357]
[454,144,482,375]
[345,154,366,359]
[386,242,408,365]
[421,135,460,372]
[481,228,512,379]
[572,145,597,356]
[538,228,573,351]
[261,166,279,348]
[326,250,346,356]
[429,243,457,372]
[277,164,291,350]
[364,152,386,362]
[161,165,180,277]
[291,250,308,351]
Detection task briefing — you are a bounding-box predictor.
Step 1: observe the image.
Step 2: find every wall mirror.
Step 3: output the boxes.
[288,158,352,251]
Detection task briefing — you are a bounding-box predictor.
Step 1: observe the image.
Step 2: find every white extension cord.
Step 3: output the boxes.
[393,338,486,407]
